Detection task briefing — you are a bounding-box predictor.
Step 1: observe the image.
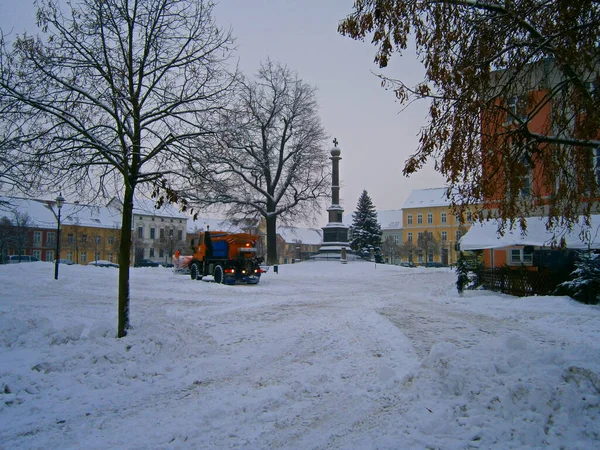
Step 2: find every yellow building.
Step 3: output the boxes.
[60,203,122,264]
[402,188,476,266]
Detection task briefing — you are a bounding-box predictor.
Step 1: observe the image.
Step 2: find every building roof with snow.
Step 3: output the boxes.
[377,210,403,230]
[278,226,322,245]
[402,187,451,209]
[1,196,121,230]
[459,216,600,250]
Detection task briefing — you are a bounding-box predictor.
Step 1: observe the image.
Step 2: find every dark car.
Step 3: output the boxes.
[88,260,119,268]
[135,259,160,267]
[425,262,445,268]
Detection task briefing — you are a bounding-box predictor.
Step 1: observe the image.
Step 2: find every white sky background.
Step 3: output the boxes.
[0,0,445,217]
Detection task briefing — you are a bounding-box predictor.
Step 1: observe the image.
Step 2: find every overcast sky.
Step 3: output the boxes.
[0,0,445,217]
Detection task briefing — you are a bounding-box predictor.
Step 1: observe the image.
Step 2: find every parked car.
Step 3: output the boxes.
[54,259,75,265]
[5,255,40,264]
[400,262,415,267]
[135,259,160,267]
[88,260,119,268]
[425,262,445,268]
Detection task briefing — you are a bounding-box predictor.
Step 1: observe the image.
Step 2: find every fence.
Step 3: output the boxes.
[477,266,572,297]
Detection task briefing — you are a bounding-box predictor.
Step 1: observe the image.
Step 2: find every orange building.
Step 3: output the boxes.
[465,61,600,269]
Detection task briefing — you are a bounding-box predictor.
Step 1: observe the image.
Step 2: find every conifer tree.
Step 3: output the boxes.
[349,190,383,262]
[556,251,600,305]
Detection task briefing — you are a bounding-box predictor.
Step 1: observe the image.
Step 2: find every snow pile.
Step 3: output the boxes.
[0,261,598,449]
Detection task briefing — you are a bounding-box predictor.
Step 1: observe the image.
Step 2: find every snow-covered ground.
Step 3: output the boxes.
[1,260,598,449]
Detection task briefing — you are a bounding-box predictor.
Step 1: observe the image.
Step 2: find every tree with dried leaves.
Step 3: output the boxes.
[182,60,330,265]
[339,0,600,234]
[0,0,236,337]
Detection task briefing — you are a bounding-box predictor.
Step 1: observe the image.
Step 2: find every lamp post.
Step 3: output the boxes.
[449,240,453,269]
[168,228,174,265]
[54,192,65,280]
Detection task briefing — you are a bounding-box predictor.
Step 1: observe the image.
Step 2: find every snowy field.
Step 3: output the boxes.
[0,260,598,449]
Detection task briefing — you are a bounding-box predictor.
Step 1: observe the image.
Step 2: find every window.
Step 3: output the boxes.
[510,247,533,265]
[108,253,114,262]
[46,250,54,262]
[441,231,447,241]
[408,251,413,262]
[456,230,463,241]
[33,231,41,243]
[81,234,88,243]
[417,214,423,225]
[67,252,73,261]
[427,213,433,224]
[81,251,87,263]
[407,232,413,243]
[407,215,413,225]
[33,250,41,259]
[159,248,164,258]
[160,228,165,239]
[150,228,156,239]
[95,235,101,245]
[68,234,74,244]
[393,234,399,244]
[149,248,155,257]
[417,232,423,240]
[441,212,447,224]
[47,231,55,245]
[178,229,183,241]
[137,227,144,239]
[108,235,115,245]
[428,251,434,262]
[418,250,423,263]
[94,252,101,261]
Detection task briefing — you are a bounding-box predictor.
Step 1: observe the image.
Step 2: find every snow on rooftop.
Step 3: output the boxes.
[278,226,322,245]
[377,210,403,230]
[460,215,600,250]
[131,198,189,220]
[402,187,451,209]
[0,196,121,229]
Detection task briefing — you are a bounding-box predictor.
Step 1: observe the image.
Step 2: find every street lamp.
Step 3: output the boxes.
[54,192,65,280]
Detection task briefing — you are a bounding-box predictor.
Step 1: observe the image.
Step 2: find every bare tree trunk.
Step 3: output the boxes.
[266,213,277,265]
[117,184,134,338]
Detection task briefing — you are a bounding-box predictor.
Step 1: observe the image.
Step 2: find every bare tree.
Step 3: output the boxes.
[339,0,600,233]
[398,239,417,264]
[0,216,15,262]
[381,235,400,264]
[0,0,236,337]
[417,230,440,266]
[182,60,330,264]
[10,212,32,260]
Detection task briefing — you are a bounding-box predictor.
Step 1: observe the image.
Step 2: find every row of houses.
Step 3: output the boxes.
[0,195,324,266]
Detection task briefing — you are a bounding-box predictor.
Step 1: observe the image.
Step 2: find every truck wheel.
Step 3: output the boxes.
[190,262,202,280]
[213,265,224,284]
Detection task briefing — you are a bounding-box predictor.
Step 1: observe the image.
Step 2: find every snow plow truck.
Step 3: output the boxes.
[181,229,264,284]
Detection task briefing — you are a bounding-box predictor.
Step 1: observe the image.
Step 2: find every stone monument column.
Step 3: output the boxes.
[318,139,350,258]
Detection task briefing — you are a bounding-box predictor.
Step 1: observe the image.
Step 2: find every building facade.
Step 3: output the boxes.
[108,198,189,266]
[402,188,476,266]
[378,209,403,265]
